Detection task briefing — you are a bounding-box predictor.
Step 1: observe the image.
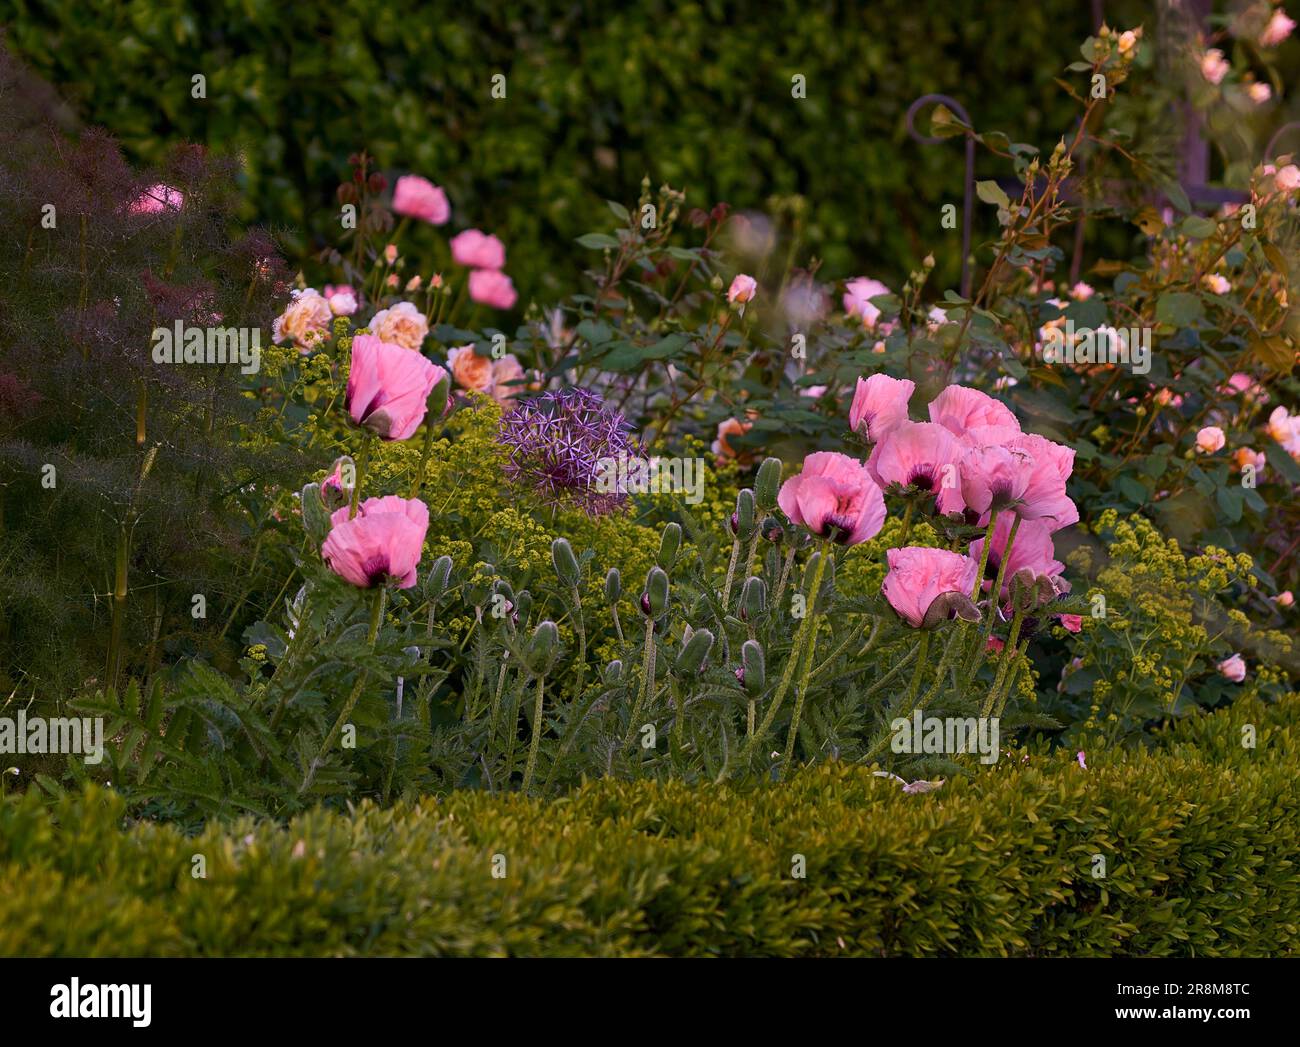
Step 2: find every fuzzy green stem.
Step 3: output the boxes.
[742,540,829,763]
[350,434,374,519]
[299,586,386,794]
[521,674,546,795]
[721,537,742,611]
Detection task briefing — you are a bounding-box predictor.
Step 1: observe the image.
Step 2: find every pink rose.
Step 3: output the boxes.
[1217,654,1246,683]
[1200,49,1229,85]
[728,274,758,304]
[882,547,980,628]
[776,451,886,545]
[1261,9,1296,47]
[1196,425,1226,453]
[392,175,450,225]
[468,269,518,309]
[843,277,891,328]
[450,229,506,269]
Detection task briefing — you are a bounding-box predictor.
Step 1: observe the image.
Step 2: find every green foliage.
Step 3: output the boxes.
[1045,511,1295,744]
[2,0,1145,297]
[3,694,1297,957]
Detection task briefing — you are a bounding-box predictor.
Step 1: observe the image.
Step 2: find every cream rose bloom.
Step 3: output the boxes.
[490,354,525,409]
[447,345,494,394]
[369,301,429,351]
[272,288,333,349]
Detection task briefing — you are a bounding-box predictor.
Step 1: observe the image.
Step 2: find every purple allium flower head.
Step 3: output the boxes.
[497,387,646,516]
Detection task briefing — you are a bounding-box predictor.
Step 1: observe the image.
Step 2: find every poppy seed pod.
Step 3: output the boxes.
[740,576,767,621]
[657,522,682,571]
[676,627,714,675]
[604,567,621,605]
[645,566,669,617]
[734,489,756,541]
[423,555,454,602]
[300,482,331,542]
[551,538,580,588]
[527,620,559,671]
[741,640,766,695]
[755,457,782,511]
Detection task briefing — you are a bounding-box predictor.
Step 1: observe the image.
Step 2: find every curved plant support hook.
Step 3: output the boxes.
[906,93,975,298]
[1265,121,1300,162]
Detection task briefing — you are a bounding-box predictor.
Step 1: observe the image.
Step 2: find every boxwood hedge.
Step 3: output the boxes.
[2,696,1296,957]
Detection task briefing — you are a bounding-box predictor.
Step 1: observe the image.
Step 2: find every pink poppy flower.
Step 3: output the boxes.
[322,496,429,589]
[867,420,966,514]
[968,515,1064,597]
[881,547,980,628]
[965,426,1077,528]
[776,451,886,545]
[468,269,518,309]
[848,374,914,442]
[927,385,1019,436]
[843,277,891,328]
[959,435,1033,515]
[1274,590,1294,608]
[450,229,506,269]
[1218,654,1247,682]
[346,334,447,441]
[392,175,450,225]
[1058,613,1083,633]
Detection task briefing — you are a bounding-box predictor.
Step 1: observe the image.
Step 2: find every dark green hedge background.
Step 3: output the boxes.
[3,0,1156,296]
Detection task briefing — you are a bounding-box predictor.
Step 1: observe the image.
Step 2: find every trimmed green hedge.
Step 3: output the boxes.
[2,696,1296,957]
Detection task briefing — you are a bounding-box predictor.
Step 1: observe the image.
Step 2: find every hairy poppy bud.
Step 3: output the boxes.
[551,538,580,588]
[740,576,767,621]
[741,640,765,695]
[734,489,756,541]
[604,567,621,605]
[300,483,331,542]
[657,522,682,571]
[755,457,782,511]
[676,628,714,675]
[761,516,783,544]
[427,372,451,420]
[645,566,669,617]
[527,620,558,671]
[604,660,624,684]
[423,555,453,602]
